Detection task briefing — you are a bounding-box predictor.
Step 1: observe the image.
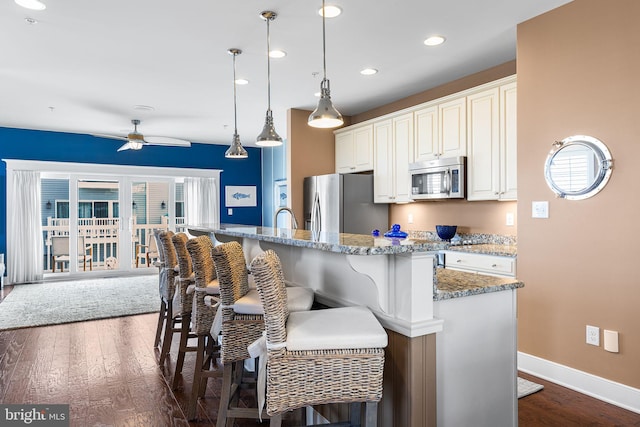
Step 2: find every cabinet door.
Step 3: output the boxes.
[373,120,394,203]
[500,82,517,200]
[393,113,414,203]
[335,131,355,173]
[466,88,500,201]
[353,125,374,172]
[439,97,467,158]
[414,105,439,161]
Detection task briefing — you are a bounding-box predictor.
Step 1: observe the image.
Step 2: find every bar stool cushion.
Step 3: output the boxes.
[234,287,313,315]
[285,306,388,351]
[197,278,220,295]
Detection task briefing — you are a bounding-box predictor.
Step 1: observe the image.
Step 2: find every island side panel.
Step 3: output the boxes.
[434,289,518,427]
[381,330,437,427]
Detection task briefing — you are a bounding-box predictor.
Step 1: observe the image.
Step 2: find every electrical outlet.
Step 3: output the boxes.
[228,208,233,215]
[408,213,414,224]
[586,325,600,346]
[506,212,514,226]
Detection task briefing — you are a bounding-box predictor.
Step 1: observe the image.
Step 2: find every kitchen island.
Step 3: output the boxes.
[188,224,523,427]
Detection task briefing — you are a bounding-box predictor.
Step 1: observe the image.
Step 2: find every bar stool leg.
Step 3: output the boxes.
[350,402,362,427]
[269,414,282,427]
[159,301,175,365]
[365,402,378,427]
[187,335,207,420]
[172,313,192,389]
[154,299,167,348]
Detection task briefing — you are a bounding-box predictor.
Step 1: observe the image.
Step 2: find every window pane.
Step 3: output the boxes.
[113,202,119,218]
[78,202,92,218]
[56,202,69,219]
[94,202,109,218]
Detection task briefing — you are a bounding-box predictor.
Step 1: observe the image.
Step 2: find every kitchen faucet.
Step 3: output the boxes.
[274,207,298,229]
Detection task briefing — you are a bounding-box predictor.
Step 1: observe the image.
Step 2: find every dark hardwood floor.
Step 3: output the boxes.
[0,283,639,426]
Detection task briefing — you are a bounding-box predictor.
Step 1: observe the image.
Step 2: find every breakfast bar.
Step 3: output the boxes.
[188,223,524,427]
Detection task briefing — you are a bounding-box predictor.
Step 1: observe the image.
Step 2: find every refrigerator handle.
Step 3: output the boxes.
[311,191,321,236]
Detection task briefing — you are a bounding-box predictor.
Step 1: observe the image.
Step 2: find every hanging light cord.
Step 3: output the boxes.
[322,0,329,90]
[266,16,272,112]
[232,51,239,135]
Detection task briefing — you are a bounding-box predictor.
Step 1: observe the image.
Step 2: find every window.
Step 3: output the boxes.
[56,201,69,219]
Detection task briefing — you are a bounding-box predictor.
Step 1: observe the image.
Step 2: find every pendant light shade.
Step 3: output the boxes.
[256,11,283,147]
[308,0,343,129]
[225,48,248,159]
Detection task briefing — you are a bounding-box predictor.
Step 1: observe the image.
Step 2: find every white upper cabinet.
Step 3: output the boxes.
[373,113,414,203]
[439,97,467,159]
[414,98,467,162]
[373,120,394,203]
[335,124,374,174]
[393,113,414,203]
[413,105,439,161]
[466,80,517,201]
[500,82,518,200]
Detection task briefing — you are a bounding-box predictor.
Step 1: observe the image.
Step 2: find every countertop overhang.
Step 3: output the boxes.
[189,223,449,255]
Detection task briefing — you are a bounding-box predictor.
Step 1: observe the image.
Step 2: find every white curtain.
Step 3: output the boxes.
[8,170,44,284]
[184,177,219,227]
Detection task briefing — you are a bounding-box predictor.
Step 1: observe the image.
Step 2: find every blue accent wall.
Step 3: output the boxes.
[261,141,287,227]
[0,126,262,256]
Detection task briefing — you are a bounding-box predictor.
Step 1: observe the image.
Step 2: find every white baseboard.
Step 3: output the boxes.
[518,352,640,414]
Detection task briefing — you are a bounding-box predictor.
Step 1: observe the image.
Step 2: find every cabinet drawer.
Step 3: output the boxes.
[443,251,515,277]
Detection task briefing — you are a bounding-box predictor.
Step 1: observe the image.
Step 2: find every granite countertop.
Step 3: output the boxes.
[434,268,524,301]
[445,244,517,257]
[188,223,448,255]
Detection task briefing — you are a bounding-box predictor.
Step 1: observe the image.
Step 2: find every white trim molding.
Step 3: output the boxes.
[518,352,640,414]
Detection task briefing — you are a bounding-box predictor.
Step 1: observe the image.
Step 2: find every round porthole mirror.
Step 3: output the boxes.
[544,135,613,200]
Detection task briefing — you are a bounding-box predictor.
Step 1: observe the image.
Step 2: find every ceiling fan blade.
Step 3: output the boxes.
[143,136,191,147]
[92,133,128,141]
[117,142,133,152]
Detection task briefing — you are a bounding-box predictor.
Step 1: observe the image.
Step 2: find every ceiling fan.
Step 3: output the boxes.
[94,119,192,152]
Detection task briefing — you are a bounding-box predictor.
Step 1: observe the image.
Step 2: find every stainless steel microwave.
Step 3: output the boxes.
[409,156,466,200]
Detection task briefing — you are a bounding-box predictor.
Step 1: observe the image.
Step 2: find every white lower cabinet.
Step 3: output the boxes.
[442,250,516,277]
[373,113,413,203]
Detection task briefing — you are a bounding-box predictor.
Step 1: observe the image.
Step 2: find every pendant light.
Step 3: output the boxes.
[256,11,283,147]
[225,48,249,159]
[308,0,344,129]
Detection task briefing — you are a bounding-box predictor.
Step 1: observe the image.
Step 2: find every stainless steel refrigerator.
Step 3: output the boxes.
[303,174,388,235]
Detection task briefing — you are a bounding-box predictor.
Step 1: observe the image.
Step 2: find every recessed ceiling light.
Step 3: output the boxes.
[269,50,286,58]
[235,79,249,85]
[314,92,321,97]
[24,17,38,25]
[360,68,378,76]
[133,105,155,112]
[318,5,342,18]
[424,35,446,46]
[15,0,46,11]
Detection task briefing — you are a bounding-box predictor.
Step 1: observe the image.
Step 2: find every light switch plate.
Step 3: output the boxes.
[532,201,549,218]
[228,208,233,215]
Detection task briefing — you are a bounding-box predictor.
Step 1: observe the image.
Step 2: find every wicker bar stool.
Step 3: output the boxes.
[185,235,220,420]
[212,241,315,427]
[152,229,166,348]
[171,232,197,389]
[250,250,387,427]
[156,230,180,365]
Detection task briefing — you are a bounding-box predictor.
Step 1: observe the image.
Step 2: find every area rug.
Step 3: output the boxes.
[518,377,544,398]
[0,275,159,331]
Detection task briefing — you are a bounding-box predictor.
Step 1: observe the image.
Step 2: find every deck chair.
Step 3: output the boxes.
[51,236,93,272]
[136,232,160,267]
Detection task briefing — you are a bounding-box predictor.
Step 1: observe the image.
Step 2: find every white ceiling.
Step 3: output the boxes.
[0,0,572,148]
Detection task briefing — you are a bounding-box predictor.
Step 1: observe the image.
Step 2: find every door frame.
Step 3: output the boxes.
[4,159,221,280]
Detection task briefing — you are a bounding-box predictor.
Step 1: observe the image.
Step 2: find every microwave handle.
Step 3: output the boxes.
[444,168,451,195]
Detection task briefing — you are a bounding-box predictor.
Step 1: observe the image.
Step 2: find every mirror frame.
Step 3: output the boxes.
[544,135,613,200]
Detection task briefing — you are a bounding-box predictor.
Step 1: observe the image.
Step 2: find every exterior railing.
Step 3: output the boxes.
[42,216,186,272]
